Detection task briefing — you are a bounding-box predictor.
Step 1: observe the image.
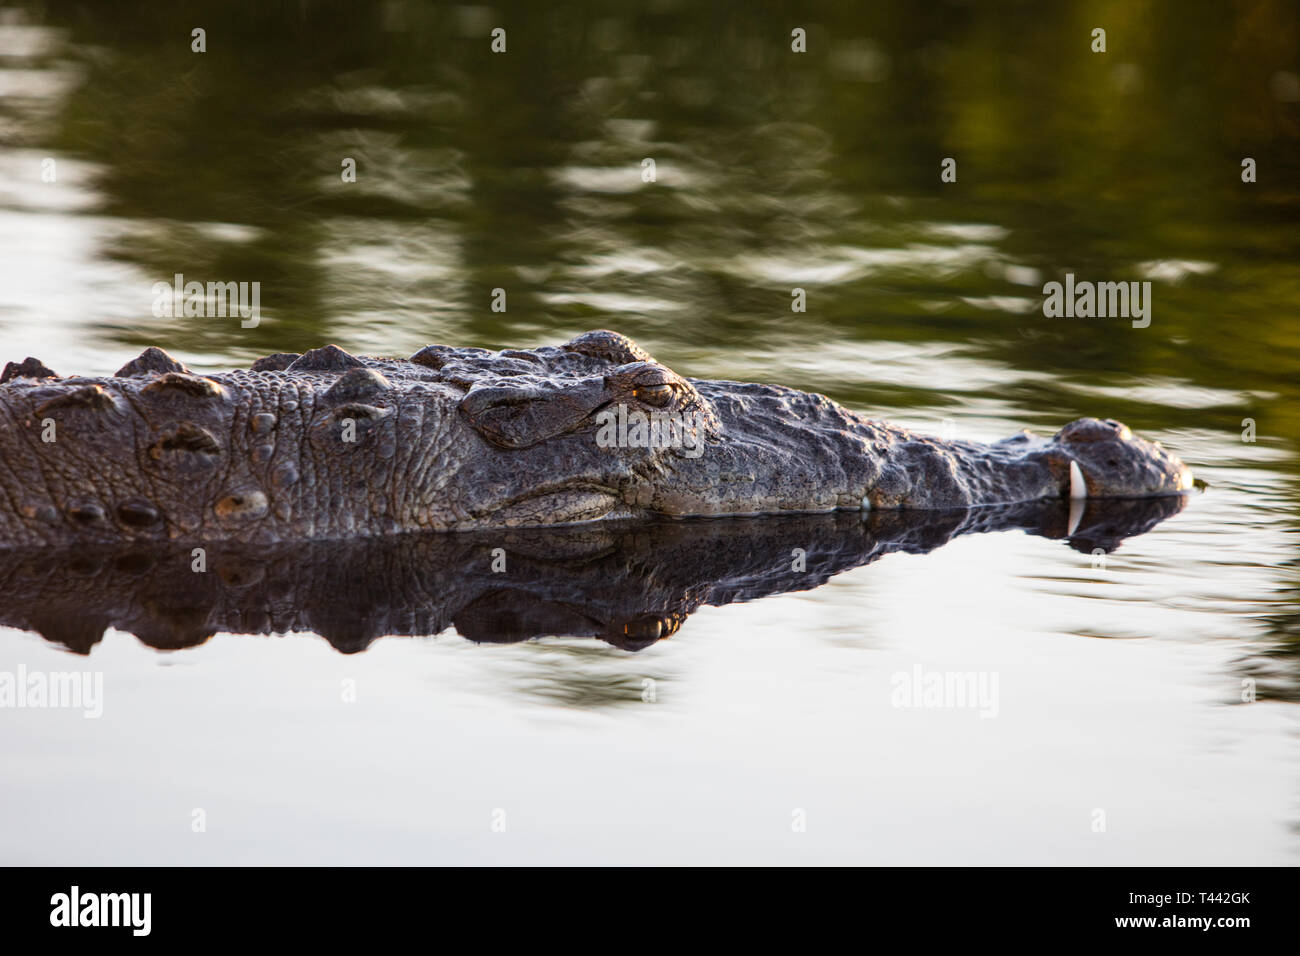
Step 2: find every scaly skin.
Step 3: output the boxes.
[0,330,1194,547]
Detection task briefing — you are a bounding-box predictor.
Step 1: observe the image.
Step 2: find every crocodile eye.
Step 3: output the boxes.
[634,383,675,407]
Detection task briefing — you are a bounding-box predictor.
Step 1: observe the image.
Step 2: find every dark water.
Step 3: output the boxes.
[0,0,1297,864]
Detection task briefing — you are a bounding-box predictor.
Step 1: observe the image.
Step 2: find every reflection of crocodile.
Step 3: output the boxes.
[0,331,1193,547]
[0,497,1186,654]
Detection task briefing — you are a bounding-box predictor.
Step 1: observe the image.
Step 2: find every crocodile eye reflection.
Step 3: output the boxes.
[633,383,675,407]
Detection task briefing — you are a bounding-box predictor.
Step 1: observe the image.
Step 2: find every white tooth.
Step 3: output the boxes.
[1067,496,1085,536]
[1069,460,1088,500]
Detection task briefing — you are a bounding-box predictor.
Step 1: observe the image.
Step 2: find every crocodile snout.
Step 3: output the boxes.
[1052,417,1194,499]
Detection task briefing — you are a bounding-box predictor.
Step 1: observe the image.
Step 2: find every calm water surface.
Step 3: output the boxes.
[0,1,1297,864]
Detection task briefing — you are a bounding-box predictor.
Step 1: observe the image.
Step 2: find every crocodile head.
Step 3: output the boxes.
[436,331,1194,523]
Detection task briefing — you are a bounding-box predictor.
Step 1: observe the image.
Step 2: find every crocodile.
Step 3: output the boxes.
[0,497,1186,654]
[0,330,1194,547]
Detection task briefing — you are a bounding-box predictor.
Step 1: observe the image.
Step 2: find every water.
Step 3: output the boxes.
[0,0,1297,864]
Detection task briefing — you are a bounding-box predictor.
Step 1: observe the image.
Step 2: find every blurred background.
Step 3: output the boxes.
[0,0,1297,864]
